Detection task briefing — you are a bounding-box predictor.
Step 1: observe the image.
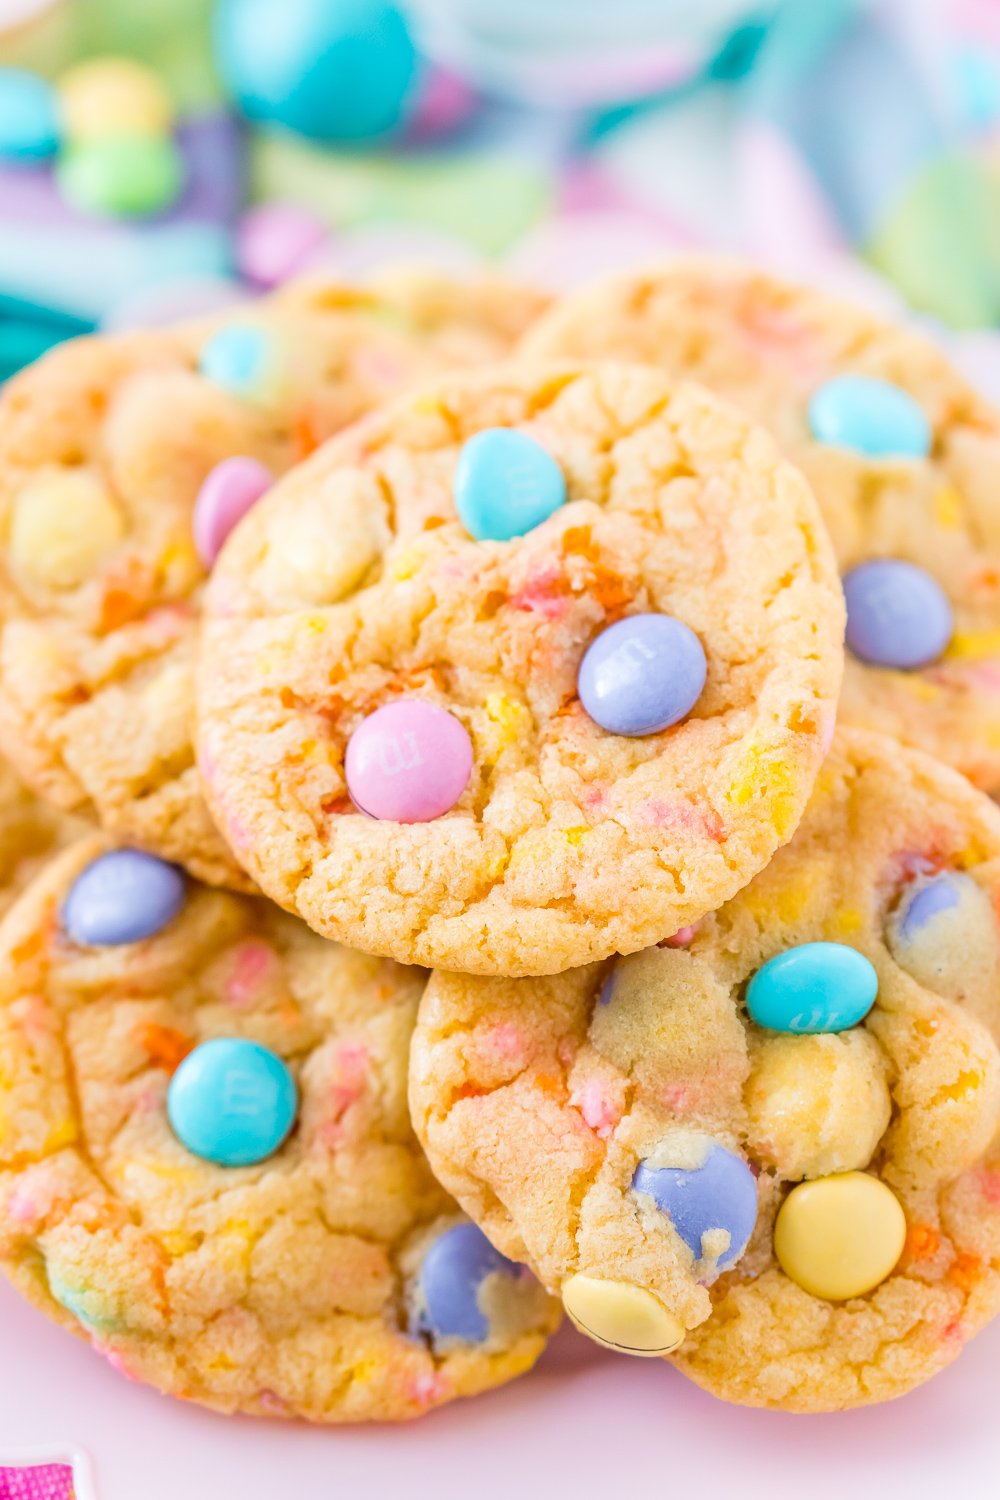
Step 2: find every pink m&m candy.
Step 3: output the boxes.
[345,701,473,822]
[193,457,273,566]
[236,202,329,289]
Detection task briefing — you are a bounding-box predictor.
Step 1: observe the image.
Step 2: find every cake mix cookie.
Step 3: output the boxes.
[0,836,557,1422]
[0,757,86,918]
[523,261,1000,792]
[0,271,549,886]
[196,361,843,976]
[410,729,1000,1410]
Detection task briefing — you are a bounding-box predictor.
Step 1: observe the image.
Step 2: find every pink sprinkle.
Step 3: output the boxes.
[509,568,570,619]
[820,713,836,755]
[224,940,279,1008]
[409,1369,452,1407]
[99,1346,137,1381]
[662,1083,692,1113]
[975,1167,1000,1205]
[485,1022,528,1065]
[640,800,726,842]
[583,785,609,810]
[663,925,697,948]
[942,1318,965,1347]
[571,1078,622,1138]
[317,1042,370,1146]
[556,1035,578,1069]
[7,1192,38,1225]
[352,347,407,389]
[256,1388,289,1414]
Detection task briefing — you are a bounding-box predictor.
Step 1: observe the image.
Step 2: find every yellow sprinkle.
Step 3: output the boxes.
[10,470,124,589]
[946,628,1000,663]
[141,1161,197,1185]
[895,675,940,702]
[564,827,588,847]
[826,906,863,938]
[43,1119,78,1152]
[159,538,200,577]
[159,1230,199,1257]
[727,746,797,838]
[387,545,426,581]
[932,486,964,530]
[304,615,327,634]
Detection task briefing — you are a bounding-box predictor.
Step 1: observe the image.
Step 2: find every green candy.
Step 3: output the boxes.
[57,133,185,219]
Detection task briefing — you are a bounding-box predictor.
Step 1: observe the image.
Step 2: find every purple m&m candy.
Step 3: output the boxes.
[236,201,328,289]
[345,701,473,822]
[62,848,186,947]
[633,1136,758,1273]
[193,456,272,566]
[412,1222,532,1348]
[578,613,706,736]
[843,559,953,670]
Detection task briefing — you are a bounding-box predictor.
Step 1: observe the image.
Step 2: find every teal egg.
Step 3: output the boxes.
[167,1037,297,1167]
[0,69,60,161]
[746,942,879,1034]
[454,428,566,542]
[808,375,931,459]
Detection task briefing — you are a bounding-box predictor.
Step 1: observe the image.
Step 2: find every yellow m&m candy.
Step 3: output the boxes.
[774,1171,906,1301]
[561,1274,685,1357]
[59,56,173,142]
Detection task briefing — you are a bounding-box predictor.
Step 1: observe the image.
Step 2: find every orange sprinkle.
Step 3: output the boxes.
[137,1024,194,1076]
[904,1223,940,1262]
[452,1082,487,1103]
[948,1250,982,1293]
[292,408,322,460]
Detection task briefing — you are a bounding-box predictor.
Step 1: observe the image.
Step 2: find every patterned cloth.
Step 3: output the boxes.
[0,1466,75,1500]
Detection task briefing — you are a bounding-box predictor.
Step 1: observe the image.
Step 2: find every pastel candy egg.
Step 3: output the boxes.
[167,1038,297,1167]
[62,849,186,947]
[412,1222,534,1349]
[560,1274,684,1357]
[745,1032,891,1180]
[746,942,878,1034]
[214,0,420,144]
[345,701,473,822]
[578,613,707,736]
[774,1171,906,1300]
[236,202,328,289]
[842,559,953,670]
[808,374,931,458]
[9,469,124,589]
[59,57,174,142]
[58,134,184,219]
[887,870,1000,997]
[199,324,284,403]
[0,68,60,160]
[193,457,272,566]
[454,428,566,542]
[632,1134,758,1273]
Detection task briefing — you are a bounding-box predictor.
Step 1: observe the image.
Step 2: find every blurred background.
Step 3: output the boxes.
[2,0,1000,386]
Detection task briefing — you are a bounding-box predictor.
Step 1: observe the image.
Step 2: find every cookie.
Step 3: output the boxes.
[523,260,1000,792]
[0,756,86,918]
[410,729,1000,1410]
[0,270,549,886]
[0,837,557,1422]
[196,360,844,976]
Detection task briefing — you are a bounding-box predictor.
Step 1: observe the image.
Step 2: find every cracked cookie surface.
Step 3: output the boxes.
[0,272,548,887]
[197,361,843,976]
[0,836,556,1422]
[410,729,1000,1410]
[0,757,87,918]
[524,261,1000,791]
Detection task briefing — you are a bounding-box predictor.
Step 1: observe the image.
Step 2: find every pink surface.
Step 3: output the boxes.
[3,1276,1000,1500]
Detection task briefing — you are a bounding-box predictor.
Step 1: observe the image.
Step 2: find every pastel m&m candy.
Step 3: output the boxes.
[0,68,59,160]
[560,1274,684,1357]
[59,57,174,142]
[632,1136,758,1273]
[198,324,283,403]
[454,429,566,542]
[774,1171,906,1300]
[843,558,953,669]
[808,374,932,458]
[887,870,999,996]
[577,613,706,736]
[746,941,878,1034]
[412,1222,536,1349]
[168,1038,297,1167]
[345,701,473,822]
[193,457,272,566]
[62,849,186,947]
[236,202,328,289]
[58,135,184,219]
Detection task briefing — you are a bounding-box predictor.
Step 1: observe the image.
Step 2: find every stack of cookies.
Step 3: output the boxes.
[2,259,1000,1420]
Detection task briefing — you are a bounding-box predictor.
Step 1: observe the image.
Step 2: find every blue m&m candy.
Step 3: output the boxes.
[578,613,706,736]
[199,324,281,402]
[0,69,60,161]
[746,942,878,1034]
[412,1222,533,1348]
[62,849,186,947]
[454,429,566,542]
[168,1038,297,1167]
[808,375,932,459]
[633,1138,757,1272]
[843,559,953,670]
